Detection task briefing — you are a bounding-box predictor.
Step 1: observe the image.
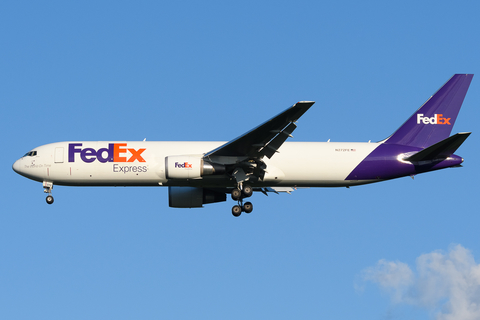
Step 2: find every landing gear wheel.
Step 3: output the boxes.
[231,188,242,201]
[46,195,54,205]
[232,205,242,217]
[242,185,253,198]
[243,202,253,214]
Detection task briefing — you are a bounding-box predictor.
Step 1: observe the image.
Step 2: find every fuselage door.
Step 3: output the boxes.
[54,147,64,163]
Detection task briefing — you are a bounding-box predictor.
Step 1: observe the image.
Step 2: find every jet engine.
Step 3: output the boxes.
[168,186,227,208]
[165,155,225,179]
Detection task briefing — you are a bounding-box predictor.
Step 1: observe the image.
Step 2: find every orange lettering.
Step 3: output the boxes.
[438,114,451,125]
[114,143,127,162]
[127,148,146,162]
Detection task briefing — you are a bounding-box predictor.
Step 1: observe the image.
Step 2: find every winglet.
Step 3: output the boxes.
[385,74,473,148]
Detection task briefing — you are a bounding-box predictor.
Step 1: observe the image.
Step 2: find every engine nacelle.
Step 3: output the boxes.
[168,186,227,208]
[165,155,225,179]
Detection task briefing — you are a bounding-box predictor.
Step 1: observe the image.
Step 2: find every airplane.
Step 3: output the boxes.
[13,74,473,216]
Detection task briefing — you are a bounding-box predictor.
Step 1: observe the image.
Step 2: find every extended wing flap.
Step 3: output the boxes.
[404,132,471,162]
[263,187,296,194]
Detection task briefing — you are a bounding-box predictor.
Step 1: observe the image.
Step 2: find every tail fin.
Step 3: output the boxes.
[385,74,473,148]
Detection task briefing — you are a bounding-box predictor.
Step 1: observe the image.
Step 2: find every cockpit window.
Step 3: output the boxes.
[23,151,37,157]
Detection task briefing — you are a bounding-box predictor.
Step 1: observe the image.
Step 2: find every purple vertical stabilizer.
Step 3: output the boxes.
[385,74,473,148]
[346,74,473,182]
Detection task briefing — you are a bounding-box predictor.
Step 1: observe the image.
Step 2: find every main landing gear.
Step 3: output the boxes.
[231,184,253,217]
[43,181,54,204]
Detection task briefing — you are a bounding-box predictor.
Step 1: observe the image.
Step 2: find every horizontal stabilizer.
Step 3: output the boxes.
[404,132,471,162]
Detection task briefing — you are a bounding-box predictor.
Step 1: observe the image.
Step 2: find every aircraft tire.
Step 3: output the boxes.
[232,205,242,217]
[46,195,54,205]
[242,185,253,198]
[231,188,242,200]
[243,202,253,213]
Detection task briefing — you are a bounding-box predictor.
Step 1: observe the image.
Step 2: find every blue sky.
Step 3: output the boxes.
[2,1,480,319]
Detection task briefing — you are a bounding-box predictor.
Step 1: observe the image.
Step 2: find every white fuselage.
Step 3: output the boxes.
[13,141,379,188]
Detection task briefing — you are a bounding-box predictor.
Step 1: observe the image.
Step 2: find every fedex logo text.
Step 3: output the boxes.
[69,143,146,163]
[175,162,192,169]
[416,114,451,125]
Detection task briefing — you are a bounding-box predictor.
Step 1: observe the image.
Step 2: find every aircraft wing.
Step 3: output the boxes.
[204,101,315,160]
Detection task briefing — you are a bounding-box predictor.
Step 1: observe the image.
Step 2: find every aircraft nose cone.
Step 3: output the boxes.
[12,159,21,174]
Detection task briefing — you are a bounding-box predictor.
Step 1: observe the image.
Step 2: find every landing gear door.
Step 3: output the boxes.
[54,147,64,163]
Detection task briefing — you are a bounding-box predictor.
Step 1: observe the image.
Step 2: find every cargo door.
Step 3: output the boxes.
[54,147,64,163]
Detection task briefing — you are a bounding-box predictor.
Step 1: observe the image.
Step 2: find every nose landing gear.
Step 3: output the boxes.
[43,181,54,205]
[46,195,54,204]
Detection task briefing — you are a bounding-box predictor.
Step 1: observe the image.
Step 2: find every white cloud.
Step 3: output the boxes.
[363,259,414,304]
[361,244,480,320]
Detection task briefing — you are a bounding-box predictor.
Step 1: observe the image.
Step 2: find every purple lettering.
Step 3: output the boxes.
[175,162,185,168]
[68,143,145,164]
[68,143,83,162]
[96,144,114,163]
[81,148,97,163]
